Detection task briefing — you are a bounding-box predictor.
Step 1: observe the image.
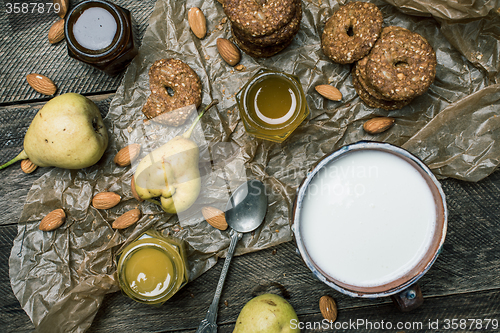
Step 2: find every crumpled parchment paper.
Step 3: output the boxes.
[9,0,500,332]
[383,0,500,21]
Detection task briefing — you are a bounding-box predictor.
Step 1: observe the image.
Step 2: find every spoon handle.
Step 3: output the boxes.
[196,229,242,333]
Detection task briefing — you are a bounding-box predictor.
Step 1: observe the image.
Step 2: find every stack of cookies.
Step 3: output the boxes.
[223,0,302,58]
[321,2,436,110]
[352,27,436,110]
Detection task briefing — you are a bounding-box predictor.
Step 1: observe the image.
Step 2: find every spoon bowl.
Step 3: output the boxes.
[225,180,267,233]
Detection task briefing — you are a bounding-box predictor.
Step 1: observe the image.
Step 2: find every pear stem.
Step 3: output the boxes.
[0,150,28,170]
[182,99,219,139]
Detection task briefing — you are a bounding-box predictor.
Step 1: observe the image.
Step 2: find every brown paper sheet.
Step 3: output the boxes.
[382,0,500,21]
[9,0,500,332]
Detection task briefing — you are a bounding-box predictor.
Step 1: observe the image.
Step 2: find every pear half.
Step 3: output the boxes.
[134,100,218,214]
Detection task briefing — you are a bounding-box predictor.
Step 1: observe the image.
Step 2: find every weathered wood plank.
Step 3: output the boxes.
[0,0,156,104]
[0,95,113,226]
[1,99,500,332]
[215,288,500,333]
[2,230,500,332]
[0,224,35,332]
[85,219,500,332]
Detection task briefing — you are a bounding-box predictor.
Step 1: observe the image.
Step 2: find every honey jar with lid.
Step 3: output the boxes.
[236,69,310,143]
[64,0,138,76]
[117,230,189,305]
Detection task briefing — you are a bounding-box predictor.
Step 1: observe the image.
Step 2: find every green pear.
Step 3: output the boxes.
[233,294,300,333]
[0,93,108,170]
[134,100,218,214]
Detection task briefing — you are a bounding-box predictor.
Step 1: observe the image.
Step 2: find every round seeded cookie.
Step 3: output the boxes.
[232,0,302,47]
[355,56,391,101]
[365,27,437,101]
[380,25,407,38]
[224,0,297,38]
[352,67,412,110]
[233,31,293,58]
[142,59,202,126]
[356,27,411,101]
[322,1,383,64]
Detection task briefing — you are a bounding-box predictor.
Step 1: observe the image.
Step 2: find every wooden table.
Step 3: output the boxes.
[1,1,500,332]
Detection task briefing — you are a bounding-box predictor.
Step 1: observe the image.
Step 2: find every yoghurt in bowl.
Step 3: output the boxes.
[292,141,447,304]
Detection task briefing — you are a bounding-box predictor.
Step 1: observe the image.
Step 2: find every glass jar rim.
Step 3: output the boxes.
[238,69,305,132]
[64,0,124,58]
[292,141,448,298]
[117,237,185,303]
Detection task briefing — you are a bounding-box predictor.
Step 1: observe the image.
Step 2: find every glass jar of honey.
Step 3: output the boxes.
[64,0,138,76]
[117,230,189,305]
[236,69,310,143]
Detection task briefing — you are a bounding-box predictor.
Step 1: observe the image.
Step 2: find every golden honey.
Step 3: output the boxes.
[124,247,174,297]
[247,75,298,127]
[117,230,188,304]
[236,69,309,143]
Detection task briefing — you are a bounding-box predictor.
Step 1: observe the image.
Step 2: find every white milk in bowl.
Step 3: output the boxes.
[299,149,437,289]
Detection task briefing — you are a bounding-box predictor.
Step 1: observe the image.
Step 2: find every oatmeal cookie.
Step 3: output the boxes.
[232,30,293,58]
[142,59,202,126]
[355,56,390,101]
[352,67,412,110]
[365,27,436,101]
[224,0,297,37]
[232,0,302,47]
[321,1,383,64]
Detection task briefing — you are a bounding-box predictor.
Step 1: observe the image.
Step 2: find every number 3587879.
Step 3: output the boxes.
[5,3,61,14]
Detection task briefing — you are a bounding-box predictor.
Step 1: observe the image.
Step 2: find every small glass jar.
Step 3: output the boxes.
[236,69,310,143]
[117,230,188,305]
[64,0,138,76]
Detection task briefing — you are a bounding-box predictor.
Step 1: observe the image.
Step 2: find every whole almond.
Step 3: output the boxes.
[26,73,57,95]
[363,117,395,134]
[217,38,241,66]
[131,176,143,202]
[114,144,141,167]
[188,7,206,39]
[21,159,37,174]
[202,206,228,230]
[315,85,342,101]
[53,0,69,18]
[319,295,337,323]
[39,208,66,231]
[48,19,65,44]
[92,192,121,209]
[112,208,141,229]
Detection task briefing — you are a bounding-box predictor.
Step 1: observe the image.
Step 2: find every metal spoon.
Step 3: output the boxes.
[196,180,267,333]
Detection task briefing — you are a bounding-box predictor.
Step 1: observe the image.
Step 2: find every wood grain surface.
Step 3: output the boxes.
[0,0,156,104]
[1,0,500,332]
[2,123,500,331]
